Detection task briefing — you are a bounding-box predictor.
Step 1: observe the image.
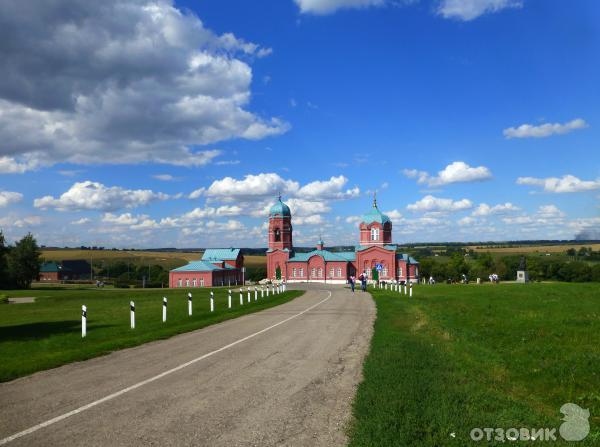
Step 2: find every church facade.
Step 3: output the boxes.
[266,196,419,284]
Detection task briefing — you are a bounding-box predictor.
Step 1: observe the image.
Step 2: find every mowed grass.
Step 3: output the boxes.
[350,283,600,446]
[0,286,301,382]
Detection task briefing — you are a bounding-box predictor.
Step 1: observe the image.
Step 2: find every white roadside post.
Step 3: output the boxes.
[261,286,264,298]
[266,285,270,297]
[188,293,192,316]
[81,305,87,338]
[130,301,135,329]
[162,297,167,322]
[409,283,413,297]
[210,291,214,312]
[239,288,243,305]
[247,288,251,303]
[404,284,407,295]
[254,287,258,301]
[228,290,232,309]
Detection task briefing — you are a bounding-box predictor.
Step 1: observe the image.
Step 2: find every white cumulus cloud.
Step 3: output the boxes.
[516,175,600,193]
[472,202,520,216]
[0,0,287,172]
[34,181,170,212]
[437,0,522,21]
[503,118,588,139]
[0,191,23,207]
[403,161,492,187]
[295,0,385,15]
[407,195,473,213]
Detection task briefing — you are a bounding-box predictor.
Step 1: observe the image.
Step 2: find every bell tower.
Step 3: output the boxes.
[268,195,293,251]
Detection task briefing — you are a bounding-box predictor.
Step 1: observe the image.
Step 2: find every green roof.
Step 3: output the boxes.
[361,205,391,225]
[269,197,291,217]
[171,261,236,272]
[288,249,355,262]
[396,253,419,264]
[40,261,62,273]
[202,248,240,262]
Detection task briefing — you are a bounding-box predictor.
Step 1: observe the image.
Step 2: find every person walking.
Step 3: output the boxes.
[350,275,356,293]
[360,272,367,292]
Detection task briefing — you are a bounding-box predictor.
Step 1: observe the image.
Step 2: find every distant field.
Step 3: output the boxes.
[468,243,600,254]
[350,283,600,446]
[0,286,301,382]
[40,249,267,270]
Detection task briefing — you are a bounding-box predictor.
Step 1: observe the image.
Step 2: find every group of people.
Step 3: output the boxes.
[348,273,368,293]
[489,273,500,283]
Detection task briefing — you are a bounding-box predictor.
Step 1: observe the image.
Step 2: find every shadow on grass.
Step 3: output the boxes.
[0,321,115,341]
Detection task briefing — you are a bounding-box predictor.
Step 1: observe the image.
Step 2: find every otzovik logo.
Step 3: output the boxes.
[469,403,590,442]
[560,403,590,442]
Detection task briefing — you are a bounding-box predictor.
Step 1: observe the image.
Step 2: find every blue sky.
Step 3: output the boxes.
[0,0,598,248]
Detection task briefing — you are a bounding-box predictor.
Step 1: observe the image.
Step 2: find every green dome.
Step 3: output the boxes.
[269,197,291,217]
[361,197,391,225]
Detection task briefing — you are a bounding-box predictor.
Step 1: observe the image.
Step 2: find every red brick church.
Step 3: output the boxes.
[266,196,419,284]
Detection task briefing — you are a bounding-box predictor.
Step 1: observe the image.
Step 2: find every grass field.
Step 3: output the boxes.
[0,286,301,383]
[468,243,600,254]
[39,249,267,270]
[349,283,600,446]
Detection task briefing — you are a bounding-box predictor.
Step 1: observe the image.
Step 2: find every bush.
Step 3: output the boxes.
[0,294,8,305]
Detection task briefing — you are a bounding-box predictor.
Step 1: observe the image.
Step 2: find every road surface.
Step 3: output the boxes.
[0,284,375,446]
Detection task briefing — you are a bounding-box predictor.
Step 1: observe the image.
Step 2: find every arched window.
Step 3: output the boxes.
[371,228,379,241]
[337,267,342,277]
[330,268,334,278]
[317,268,322,277]
[311,268,316,278]
[274,228,281,242]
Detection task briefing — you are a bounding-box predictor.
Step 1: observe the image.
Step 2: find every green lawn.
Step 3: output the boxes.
[0,286,302,382]
[349,283,600,446]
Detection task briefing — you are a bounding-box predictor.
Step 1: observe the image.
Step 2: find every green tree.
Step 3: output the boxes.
[7,233,41,289]
[0,230,9,288]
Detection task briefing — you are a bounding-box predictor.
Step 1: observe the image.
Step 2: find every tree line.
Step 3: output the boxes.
[0,231,42,289]
[417,252,600,283]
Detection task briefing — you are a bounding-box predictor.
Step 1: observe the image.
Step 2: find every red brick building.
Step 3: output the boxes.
[169,248,244,288]
[267,196,419,284]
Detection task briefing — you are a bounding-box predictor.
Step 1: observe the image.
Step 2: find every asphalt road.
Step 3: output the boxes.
[0,284,375,446]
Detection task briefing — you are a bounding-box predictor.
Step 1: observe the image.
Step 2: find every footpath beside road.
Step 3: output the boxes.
[0,283,375,447]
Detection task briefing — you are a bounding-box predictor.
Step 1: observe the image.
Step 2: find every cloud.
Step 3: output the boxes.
[407,195,473,213]
[71,217,91,225]
[403,161,492,187]
[472,202,520,216]
[0,156,41,174]
[0,0,288,172]
[0,215,42,228]
[297,175,360,199]
[203,173,300,201]
[294,214,325,225]
[295,0,385,15]
[153,174,180,181]
[503,118,588,139]
[0,191,23,207]
[384,209,403,220]
[537,204,565,218]
[34,181,170,211]
[516,175,600,193]
[437,0,522,21]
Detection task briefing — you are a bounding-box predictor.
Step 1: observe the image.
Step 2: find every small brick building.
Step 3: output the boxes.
[38,261,63,282]
[169,248,244,288]
[38,260,92,282]
[267,195,419,284]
